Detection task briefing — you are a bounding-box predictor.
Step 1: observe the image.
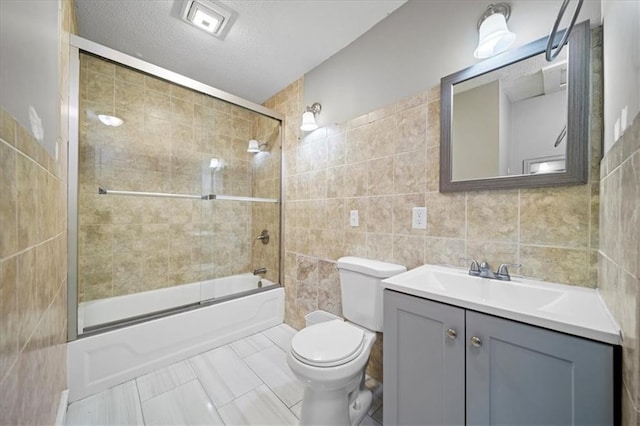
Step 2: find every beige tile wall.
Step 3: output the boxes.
[77,54,281,301]
[266,28,603,383]
[599,111,640,425]
[250,115,282,284]
[0,1,76,422]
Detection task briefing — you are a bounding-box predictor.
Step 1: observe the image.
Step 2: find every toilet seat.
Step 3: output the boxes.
[291,320,365,367]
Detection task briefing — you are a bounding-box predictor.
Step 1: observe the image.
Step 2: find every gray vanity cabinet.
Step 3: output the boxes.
[384,290,615,426]
[383,290,466,426]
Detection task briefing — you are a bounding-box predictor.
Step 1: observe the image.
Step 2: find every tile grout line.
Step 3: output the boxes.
[132,376,147,425]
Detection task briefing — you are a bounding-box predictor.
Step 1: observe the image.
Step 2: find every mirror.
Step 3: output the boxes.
[440,21,590,192]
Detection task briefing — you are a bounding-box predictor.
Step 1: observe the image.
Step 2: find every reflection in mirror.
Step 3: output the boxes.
[452,50,568,181]
[440,21,590,192]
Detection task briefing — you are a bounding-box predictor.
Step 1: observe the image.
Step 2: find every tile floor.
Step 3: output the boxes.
[66,324,384,426]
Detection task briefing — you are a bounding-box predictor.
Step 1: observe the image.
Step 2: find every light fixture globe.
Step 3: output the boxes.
[474,3,516,59]
[98,114,123,127]
[300,102,322,131]
[300,111,318,131]
[247,139,260,153]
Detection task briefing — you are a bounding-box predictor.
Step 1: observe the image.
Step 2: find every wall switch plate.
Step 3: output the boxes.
[349,210,359,227]
[412,207,427,229]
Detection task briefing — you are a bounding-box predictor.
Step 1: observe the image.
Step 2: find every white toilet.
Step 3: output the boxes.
[287,256,406,426]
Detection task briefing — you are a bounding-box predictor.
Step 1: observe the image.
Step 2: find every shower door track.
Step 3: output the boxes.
[80,285,281,337]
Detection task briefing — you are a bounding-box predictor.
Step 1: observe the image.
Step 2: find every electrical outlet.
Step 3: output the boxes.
[349,210,359,227]
[412,207,427,229]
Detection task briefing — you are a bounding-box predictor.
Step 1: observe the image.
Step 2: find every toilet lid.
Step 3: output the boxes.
[291,320,365,367]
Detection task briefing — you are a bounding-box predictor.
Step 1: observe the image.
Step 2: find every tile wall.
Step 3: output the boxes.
[250,115,282,284]
[266,28,603,383]
[0,1,76,423]
[77,54,281,301]
[599,111,640,425]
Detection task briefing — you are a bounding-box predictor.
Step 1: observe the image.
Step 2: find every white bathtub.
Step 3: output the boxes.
[68,286,284,402]
[78,273,275,333]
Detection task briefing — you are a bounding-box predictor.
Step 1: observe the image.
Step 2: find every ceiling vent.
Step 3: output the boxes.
[181,0,234,39]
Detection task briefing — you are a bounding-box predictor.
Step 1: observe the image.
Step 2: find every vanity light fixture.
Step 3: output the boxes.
[208,157,222,170]
[247,139,268,153]
[300,102,322,132]
[97,114,123,127]
[181,0,233,39]
[474,3,516,59]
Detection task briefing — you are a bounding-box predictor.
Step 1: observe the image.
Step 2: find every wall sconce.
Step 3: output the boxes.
[474,3,516,59]
[300,102,322,131]
[247,139,268,153]
[209,157,222,170]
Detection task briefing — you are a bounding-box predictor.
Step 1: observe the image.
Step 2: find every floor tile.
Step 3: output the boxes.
[218,384,299,426]
[66,381,143,426]
[190,345,262,407]
[230,332,274,358]
[244,346,303,408]
[360,414,381,425]
[291,400,303,419]
[136,360,196,401]
[142,380,224,426]
[372,404,383,424]
[262,323,297,352]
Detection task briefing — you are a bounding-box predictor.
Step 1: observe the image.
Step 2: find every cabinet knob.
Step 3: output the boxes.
[446,328,457,339]
[470,336,482,347]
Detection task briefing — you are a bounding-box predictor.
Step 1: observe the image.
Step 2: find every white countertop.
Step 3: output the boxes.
[382,264,622,345]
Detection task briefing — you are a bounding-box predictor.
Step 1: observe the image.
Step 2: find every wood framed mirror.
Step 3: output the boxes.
[440,21,590,192]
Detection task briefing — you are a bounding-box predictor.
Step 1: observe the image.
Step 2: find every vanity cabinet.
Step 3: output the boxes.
[383,290,615,426]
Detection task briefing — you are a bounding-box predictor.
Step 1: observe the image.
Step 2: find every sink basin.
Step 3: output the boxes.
[382,264,621,345]
[426,270,565,310]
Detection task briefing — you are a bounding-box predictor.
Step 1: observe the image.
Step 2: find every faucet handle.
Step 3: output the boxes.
[460,257,480,276]
[496,263,521,281]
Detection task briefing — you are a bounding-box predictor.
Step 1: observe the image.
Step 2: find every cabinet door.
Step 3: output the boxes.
[384,290,465,426]
[466,311,614,426]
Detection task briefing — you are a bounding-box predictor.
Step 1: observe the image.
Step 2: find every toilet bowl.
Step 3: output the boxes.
[287,257,406,426]
[287,320,376,426]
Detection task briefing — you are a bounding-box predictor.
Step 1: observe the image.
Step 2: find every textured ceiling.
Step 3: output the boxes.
[75,0,407,104]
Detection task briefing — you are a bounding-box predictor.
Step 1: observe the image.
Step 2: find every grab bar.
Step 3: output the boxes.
[545,0,584,62]
[98,187,279,203]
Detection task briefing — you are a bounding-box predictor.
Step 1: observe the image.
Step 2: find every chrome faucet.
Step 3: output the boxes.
[253,267,267,276]
[478,261,496,279]
[463,258,520,281]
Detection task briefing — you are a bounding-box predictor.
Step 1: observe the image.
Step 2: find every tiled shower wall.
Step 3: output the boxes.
[598,111,640,425]
[250,115,282,284]
[0,0,76,423]
[78,54,280,301]
[267,28,603,382]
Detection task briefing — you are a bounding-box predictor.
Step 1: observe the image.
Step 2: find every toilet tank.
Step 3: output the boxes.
[337,257,406,332]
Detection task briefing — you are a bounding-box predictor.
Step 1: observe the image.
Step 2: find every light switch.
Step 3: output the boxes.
[350,210,359,227]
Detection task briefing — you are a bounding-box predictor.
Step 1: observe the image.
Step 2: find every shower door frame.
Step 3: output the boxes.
[67,35,286,341]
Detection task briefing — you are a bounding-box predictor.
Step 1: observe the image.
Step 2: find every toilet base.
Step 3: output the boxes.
[299,376,373,426]
[300,386,350,426]
[348,388,372,426]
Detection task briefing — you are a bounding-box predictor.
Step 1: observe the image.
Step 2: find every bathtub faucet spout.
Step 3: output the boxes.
[253,267,267,276]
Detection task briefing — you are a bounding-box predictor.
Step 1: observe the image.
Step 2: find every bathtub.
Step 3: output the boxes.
[78,273,276,334]
[69,284,283,402]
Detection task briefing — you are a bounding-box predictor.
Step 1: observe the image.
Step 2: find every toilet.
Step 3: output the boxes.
[287,257,407,426]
